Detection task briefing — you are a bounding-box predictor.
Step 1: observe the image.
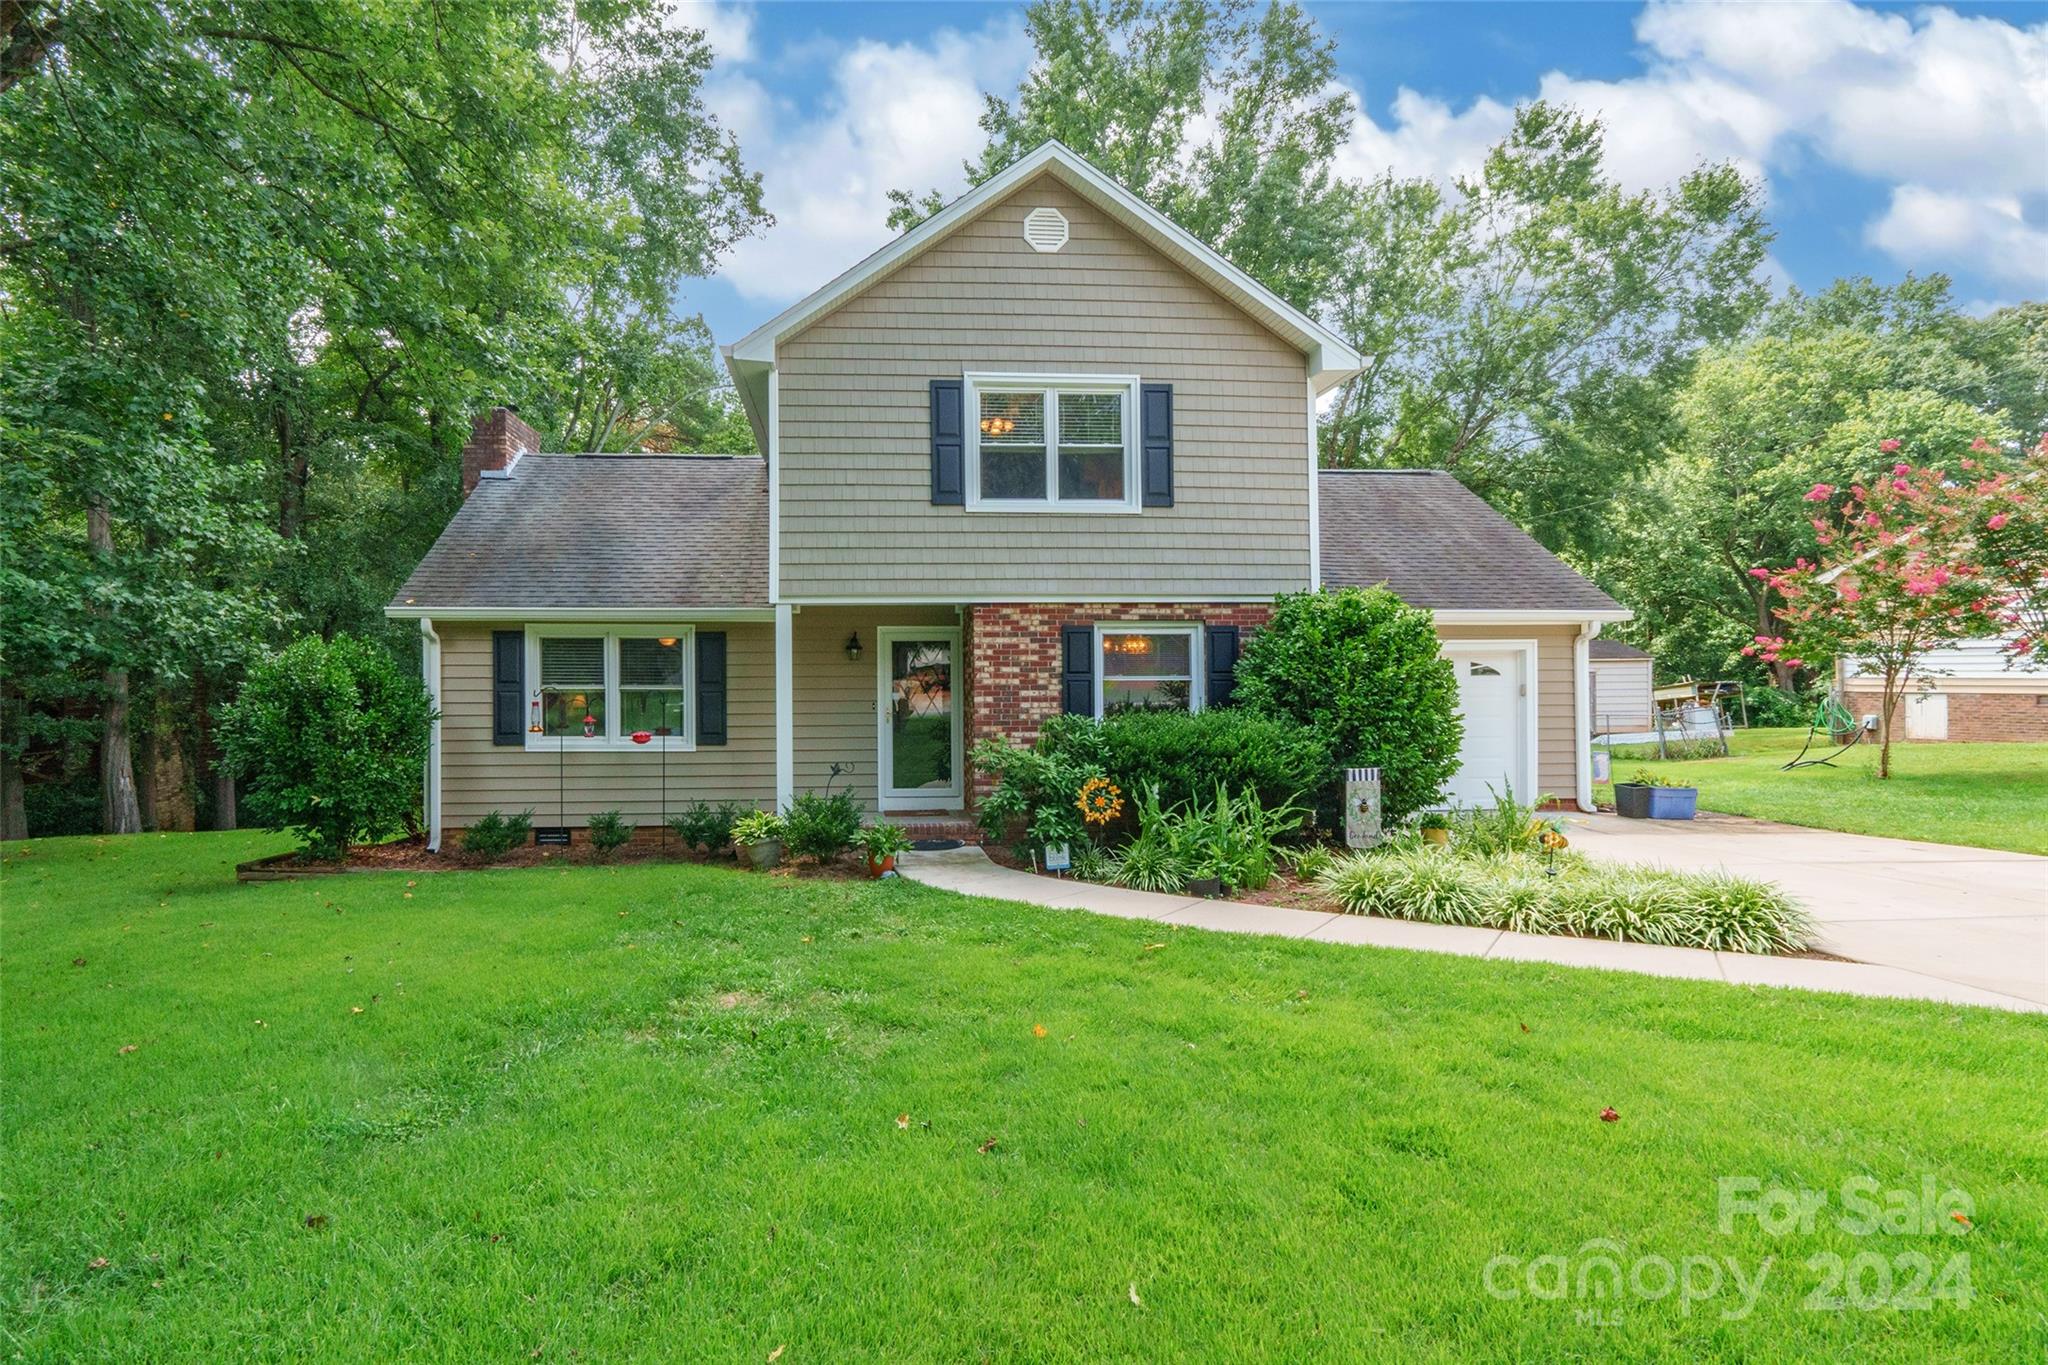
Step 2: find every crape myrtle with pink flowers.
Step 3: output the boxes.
[1746,436,2047,778]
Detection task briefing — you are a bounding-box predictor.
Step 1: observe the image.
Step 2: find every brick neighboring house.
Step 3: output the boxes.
[1839,637,2048,742]
[386,142,1628,848]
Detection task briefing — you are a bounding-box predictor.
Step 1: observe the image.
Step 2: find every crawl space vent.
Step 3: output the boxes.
[1022,206,1069,253]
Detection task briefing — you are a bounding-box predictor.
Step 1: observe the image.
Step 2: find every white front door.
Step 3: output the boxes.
[876,628,963,810]
[1444,646,1531,809]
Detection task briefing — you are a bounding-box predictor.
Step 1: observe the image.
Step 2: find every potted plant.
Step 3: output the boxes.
[852,821,913,878]
[731,810,787,868]
[1613,769,1698,821]
[1418,812,1452,846]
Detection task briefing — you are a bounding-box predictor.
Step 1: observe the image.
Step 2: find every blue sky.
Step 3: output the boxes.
[675,1,2048,344]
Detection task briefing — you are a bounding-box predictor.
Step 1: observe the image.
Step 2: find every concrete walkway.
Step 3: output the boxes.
[1562,811,2048,1009]
[896,844,2048,1015]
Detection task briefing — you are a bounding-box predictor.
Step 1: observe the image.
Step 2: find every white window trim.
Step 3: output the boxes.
[875,626,965,812]
[523,625,697,752]
[964,371,1143,514]
[1093,622,1204,716]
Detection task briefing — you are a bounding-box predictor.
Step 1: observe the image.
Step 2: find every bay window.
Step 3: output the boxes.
[527,628,694,749]
[966,373,1140,511]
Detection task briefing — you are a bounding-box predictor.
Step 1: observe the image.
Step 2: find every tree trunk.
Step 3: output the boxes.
[146,705,195,832]
[194,671,237,830]
[0,739,26,842]
[1877,666,1899,780]
[100,669,142,832]
[87,500,143,833]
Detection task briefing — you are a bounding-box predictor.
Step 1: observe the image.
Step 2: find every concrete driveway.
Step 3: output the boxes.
[1564,812,2048,1008]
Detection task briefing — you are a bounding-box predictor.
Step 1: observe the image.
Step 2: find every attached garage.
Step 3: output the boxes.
[1318,469,1633,810]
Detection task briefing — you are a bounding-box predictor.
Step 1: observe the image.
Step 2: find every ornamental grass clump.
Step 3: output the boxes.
[1315,847,1814,954]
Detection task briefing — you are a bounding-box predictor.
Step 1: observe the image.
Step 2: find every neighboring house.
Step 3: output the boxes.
[1838,636,2048,742]
[1586,639,1655,734]
[386,142,1628,848]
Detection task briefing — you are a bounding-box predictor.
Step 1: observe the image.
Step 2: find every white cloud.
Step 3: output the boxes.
[1866,186,2048,294]
[665,0,754,64]
[1332,1,2047,288]
[703,13,1029,307]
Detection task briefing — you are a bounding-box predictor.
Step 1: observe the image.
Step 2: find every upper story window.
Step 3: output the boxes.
[529,628,694,750]
[966,373,1140,513]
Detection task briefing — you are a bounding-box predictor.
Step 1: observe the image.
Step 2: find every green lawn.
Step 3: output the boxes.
[1597,728,2048,855]
[4,834,2044,1359]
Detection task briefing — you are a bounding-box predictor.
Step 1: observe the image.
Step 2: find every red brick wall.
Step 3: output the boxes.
[1843,688,2048,742]
[965,602,1272,797]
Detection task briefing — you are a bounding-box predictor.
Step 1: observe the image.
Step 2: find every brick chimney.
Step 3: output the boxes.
[461,406,541,496]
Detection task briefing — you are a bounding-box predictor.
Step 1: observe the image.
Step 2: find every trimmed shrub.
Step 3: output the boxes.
[784,791,861,861]
[668,800,744,853]
[1233,587,1462,824]
[219,633,434,859]
[1034,709,1331,822]
[461,809,532,860]
[587,809,633,858]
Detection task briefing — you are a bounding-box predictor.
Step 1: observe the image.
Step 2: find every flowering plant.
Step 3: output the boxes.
[1075,776,1125,826]
[1750,441,2033,777]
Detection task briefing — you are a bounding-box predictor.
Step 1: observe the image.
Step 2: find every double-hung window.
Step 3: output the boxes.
[966,373,1140,511]
[528,628,694,749]
[1097,625,1201,714]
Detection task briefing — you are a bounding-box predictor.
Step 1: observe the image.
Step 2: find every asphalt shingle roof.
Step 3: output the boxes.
[1589,638,1651,661]
[390,454,769,611]
[1317,469,1623,614]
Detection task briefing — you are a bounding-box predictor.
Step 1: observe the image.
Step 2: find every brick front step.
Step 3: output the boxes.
[890,813,985,844]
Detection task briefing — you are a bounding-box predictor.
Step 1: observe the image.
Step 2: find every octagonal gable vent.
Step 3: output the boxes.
[1022,206,1069,253]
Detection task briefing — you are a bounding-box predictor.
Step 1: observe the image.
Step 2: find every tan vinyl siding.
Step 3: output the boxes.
[776,173,1311,600]
[793,605,959,811]
[438,622,775,828]
[1437,624,1581,801]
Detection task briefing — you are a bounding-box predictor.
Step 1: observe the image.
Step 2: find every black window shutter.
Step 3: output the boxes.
[491,630,524,746]
[696,631,728,745]
[930,380,965,505]
[1205,625,1240,709]
[1141,384,1173,508]
[1061,625,1096,717]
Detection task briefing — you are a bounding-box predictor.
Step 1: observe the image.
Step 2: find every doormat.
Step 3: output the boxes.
[909,838,965,852]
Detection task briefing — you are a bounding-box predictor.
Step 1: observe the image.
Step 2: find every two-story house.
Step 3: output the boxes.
[386,142,1628,848]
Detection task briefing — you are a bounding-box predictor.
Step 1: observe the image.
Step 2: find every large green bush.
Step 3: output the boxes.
[219,634,434,859]
[971,737,1102,850]
[1233,587,1462,823]
[1035,709,1330,820]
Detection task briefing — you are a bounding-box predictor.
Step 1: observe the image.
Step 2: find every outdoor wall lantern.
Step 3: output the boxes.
[845,631,863,663]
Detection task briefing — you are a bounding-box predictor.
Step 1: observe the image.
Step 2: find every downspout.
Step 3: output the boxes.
[420,617,443,851]
[1574,621,1601,812]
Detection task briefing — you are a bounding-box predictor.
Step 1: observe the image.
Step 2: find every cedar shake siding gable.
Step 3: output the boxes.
[773,174,1314,601]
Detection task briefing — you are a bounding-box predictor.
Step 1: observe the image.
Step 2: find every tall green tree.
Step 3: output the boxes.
[1601,277,2028,689]
[1321,102,1771,559]
[890,0,1358,312]
[1,0,765,833]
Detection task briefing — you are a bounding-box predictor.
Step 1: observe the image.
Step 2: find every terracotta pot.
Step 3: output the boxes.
[865,852,897,878]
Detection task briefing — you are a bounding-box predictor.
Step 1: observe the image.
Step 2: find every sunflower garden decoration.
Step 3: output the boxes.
[1076,777,1124,827]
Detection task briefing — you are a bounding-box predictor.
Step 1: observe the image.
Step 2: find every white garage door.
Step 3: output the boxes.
[1445,648,1530,809]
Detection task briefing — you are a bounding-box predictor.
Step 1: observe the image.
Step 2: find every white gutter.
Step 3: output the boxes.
[1435,608,1635,625]
[1305,377,1321,590]
[1574,621,1600,813]
[420,617,443,852]
[385,606,777,623]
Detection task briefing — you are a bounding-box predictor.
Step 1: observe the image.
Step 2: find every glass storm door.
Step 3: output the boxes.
[878,629,962,809]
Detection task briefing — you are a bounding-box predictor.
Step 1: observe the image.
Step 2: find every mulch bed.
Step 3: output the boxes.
[236,836,870,883]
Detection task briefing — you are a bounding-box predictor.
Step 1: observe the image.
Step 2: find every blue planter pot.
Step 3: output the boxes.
[1614,784,1697,820]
